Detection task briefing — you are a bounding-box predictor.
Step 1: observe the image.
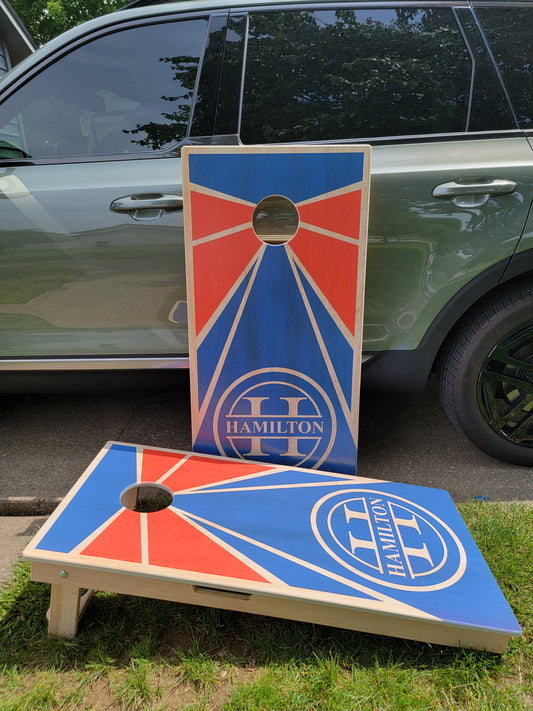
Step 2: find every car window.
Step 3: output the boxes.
[241,7,473,143]
[454,8,515,133]
[474,6,533,130]
[0,19,208,160]
[0,38,10,76]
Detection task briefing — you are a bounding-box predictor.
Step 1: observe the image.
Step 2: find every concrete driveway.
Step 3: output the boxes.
[1,376,531,587]
[1,376,531,509]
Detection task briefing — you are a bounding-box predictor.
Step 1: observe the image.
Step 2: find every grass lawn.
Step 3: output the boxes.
[0,501,531,710]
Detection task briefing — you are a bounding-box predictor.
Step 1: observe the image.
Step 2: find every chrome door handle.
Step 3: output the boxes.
[432,179,517,207]
[110,193,183,221]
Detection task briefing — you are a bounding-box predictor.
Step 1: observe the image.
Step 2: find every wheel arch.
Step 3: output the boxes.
[435,260,533,373]
[362,252,533,393]
[435,272,533,465]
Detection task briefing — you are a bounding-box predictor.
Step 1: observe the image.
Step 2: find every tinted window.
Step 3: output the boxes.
[0,19,208,159]
[241,8,472,143]
[455,8,516,132]
[475,6,533,129]
[0,38,9,76]
[213,14,246,136]
[190,14,227,137]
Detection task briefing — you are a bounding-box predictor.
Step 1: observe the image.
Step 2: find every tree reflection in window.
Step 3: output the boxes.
[0,19,208,159]
[475,7,533,130]
[123,54,201,151]
[241,8,473,143]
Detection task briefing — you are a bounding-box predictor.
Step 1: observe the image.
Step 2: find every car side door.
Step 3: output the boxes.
[233,4,533,385]
[0,13,221,365]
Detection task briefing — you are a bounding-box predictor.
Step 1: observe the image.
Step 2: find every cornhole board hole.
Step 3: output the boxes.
[23,442,521,650]
[182,145,371,475]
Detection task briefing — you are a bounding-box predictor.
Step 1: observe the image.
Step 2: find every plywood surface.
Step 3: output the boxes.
[24,442,521,651]
[182,145,371,475]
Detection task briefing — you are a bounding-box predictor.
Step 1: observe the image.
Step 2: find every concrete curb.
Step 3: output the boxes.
[0,497,60,516]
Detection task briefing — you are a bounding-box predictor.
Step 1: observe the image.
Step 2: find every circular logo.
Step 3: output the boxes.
[311,490,467,591]
[213,368,336,467]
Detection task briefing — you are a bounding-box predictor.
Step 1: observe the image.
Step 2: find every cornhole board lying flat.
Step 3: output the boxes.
[182,145,371,475]
[23,442,520,650]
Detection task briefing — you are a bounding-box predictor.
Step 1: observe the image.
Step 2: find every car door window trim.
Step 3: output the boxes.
[190,12,229,138]
[0,128,525,170]
[453,7,475,132]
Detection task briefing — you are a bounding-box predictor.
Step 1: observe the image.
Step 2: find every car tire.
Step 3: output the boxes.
[437,281,533,466]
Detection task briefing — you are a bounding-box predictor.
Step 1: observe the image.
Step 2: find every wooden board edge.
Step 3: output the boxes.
[351,147,372,436]
[180,147,201,443]
[181,144,371,157]
[30,561,516,653]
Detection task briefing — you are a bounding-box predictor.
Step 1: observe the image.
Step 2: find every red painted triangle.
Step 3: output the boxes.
[297,190,361,240]
[290,228,359,334]
[140,449,186,483]
[163,455,272,493]
[191,190,255,241]
[147,508,270,582]
[192,228,260,335]
[81,509,142,563]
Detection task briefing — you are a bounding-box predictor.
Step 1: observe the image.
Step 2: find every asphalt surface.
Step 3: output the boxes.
[1,376,532,585]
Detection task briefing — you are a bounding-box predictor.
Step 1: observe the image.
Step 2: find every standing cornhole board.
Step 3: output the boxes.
[23,442,521,650]
[182,145,371,475]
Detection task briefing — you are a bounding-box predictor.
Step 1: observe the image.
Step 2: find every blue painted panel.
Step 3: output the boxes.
[186,147,368,475]
[36,444,137,553]
[188,152,365,204]
[189,515,377,600]
[196,266,256,405]
[29,445,521,639]
[172,473,520,633]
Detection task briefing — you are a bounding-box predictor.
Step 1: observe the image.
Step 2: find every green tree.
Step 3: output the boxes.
[10,0,123,45]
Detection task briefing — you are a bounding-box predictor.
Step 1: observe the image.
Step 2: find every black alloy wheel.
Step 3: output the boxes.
[438,281,533,466]
[477,322,533,447]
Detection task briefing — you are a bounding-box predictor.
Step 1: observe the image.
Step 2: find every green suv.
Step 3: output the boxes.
[0,0,532,465]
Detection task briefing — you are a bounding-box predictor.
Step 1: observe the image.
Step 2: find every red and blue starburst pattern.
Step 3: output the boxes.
[28,442,521,642]
[182,147,371,475]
